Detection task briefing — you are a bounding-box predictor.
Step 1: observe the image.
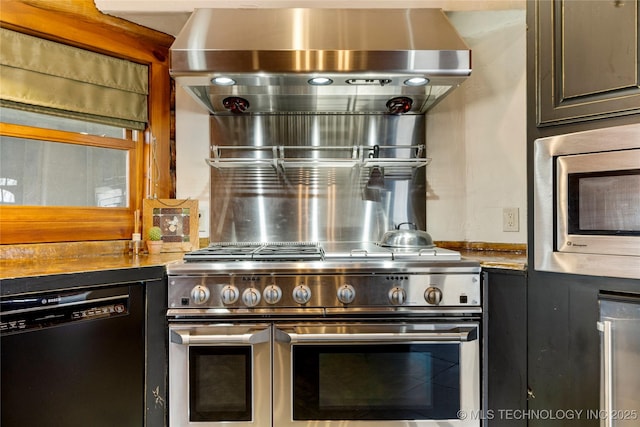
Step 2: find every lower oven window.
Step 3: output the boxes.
[189,346,252,421]
[293,344,460,420]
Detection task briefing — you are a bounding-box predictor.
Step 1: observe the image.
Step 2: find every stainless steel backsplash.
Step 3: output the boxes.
[209,114,426,243]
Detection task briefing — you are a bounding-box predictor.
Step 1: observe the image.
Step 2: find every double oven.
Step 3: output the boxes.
[167,243,482,427]
[167,99,482,427]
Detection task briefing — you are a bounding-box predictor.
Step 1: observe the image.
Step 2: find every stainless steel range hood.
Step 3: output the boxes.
[170,8,471,115]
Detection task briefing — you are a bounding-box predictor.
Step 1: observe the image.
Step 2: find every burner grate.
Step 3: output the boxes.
[183,242,462,262]
[184,242,323,262]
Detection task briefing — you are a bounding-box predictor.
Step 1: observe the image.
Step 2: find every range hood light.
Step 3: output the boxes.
[308,77,333,86]
[404,77,429,86]
[212,77,236,86]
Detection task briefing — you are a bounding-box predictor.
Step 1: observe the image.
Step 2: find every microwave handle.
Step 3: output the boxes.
[275,326,477,344]
[170,327,270,345]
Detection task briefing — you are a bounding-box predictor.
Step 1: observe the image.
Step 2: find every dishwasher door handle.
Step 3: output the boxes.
[170,327,270,345]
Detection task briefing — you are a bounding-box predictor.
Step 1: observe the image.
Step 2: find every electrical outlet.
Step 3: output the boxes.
[503,207,519,232]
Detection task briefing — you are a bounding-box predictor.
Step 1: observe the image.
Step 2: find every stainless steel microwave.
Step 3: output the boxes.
[534,123,640,279]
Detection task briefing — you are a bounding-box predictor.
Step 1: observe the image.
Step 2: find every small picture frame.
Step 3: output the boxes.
[142,199,199,252]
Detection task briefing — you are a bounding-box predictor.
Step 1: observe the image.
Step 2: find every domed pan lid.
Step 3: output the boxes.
[378,222,435,249]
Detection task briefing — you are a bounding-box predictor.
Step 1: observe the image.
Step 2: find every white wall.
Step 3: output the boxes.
[97,1,525,37]
[175,88,210,237]
[426,10,527,244]
[175,9,528,244]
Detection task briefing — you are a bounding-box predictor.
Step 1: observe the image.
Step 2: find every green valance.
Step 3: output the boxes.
[0,28,148,130]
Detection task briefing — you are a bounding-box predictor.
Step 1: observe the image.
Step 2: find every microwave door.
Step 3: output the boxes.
[556,149,640,257]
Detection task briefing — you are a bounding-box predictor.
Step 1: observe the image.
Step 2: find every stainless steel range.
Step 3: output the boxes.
[168,7,478,426]
[167,242,481,427]
[168,241,476,315]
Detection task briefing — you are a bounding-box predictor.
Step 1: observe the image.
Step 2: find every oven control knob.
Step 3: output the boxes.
[337,284,356,305]
[425,287,443,305]
[263,285,282,304]
[293,284,312,305]
[242,288,261,307]
[221,285,239,305]
[388,287,407,305]
[190,285,211,305]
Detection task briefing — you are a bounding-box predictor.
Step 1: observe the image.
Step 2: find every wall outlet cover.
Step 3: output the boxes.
[503,207,519,232]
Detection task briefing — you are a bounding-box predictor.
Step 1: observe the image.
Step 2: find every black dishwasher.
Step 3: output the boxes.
[1,283,144,427]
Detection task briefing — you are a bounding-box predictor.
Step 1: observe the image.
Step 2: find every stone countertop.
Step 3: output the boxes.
[0,241,527,280]
[437,241,527,272]
[0,241,186,281]
[460,250,527,271]
[0,252,185,281]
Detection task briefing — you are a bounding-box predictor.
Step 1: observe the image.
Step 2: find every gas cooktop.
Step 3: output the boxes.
[167,241,479,312]
[182,241,461,263]
[184,242,324,262]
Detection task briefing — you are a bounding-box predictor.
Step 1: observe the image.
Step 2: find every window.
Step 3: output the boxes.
[1,107,133,208]
[0,3,172,244]
[0,118,142,243]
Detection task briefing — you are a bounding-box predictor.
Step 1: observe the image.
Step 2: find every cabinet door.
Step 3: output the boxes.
[483,269,527,427]
[146,278,168,427]
[536,0,640,125]
[527,272,640,427]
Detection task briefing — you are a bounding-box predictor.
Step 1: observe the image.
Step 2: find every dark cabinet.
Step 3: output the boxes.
[528,1,640,425]
[483,268,527,427]
[144,276,169,427]
[527,272,640,427]
[535,0,640,126]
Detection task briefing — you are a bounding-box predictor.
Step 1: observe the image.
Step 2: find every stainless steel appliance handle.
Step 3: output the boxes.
[597,320,613,427]
[275,326,477,344]
[350,249,369,256]
[170,327,270,345]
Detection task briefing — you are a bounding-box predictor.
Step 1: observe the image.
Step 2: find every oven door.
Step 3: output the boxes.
[169,323,271,427]
[273,322,480,427]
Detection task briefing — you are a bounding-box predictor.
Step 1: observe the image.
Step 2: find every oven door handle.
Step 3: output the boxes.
[170,327,270,345]
[275,326,477,343]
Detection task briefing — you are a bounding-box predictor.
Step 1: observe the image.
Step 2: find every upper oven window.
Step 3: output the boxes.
[189,346,252,422]
[292,343,460,421]
[567,169,640,236]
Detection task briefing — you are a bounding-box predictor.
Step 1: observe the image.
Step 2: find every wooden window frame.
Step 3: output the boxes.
[1,122,141,243]
[0,0,173,244]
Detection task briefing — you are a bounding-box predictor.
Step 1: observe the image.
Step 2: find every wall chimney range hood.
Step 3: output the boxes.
[170,8,471,115]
